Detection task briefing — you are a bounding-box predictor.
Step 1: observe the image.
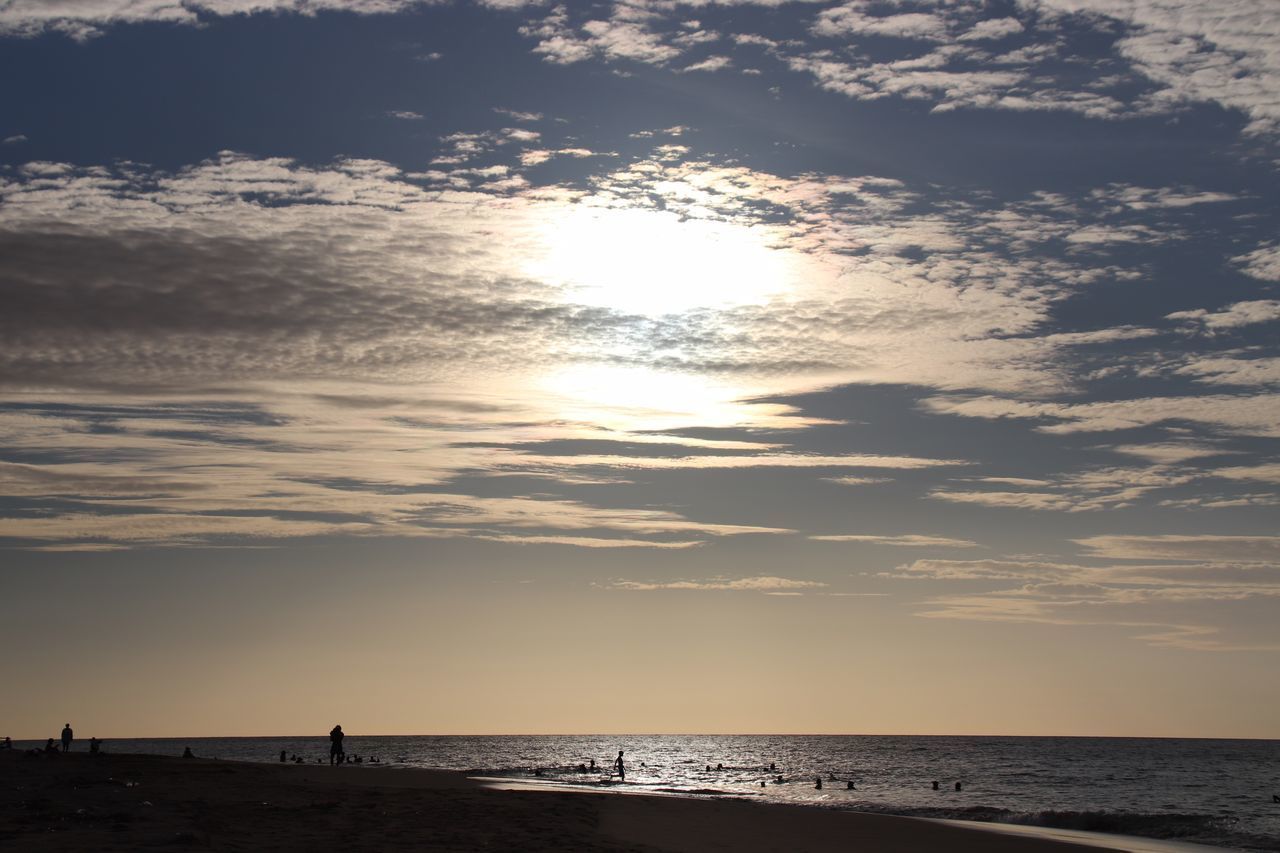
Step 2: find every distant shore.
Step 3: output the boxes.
[2,750,1215,852]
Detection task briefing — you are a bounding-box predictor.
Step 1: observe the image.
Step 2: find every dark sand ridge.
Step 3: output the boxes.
[2,750,1139,852]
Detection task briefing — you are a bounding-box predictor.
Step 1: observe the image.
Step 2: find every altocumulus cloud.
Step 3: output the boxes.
[0,139,1275,551]
[7,1,1280,138]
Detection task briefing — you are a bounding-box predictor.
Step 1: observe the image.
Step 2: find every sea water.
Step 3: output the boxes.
[20,734,1279,850]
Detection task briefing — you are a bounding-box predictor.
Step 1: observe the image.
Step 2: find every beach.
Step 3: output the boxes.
[1,750,1194,852]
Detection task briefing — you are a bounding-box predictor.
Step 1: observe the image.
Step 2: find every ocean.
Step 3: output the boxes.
[18,734,1279,851]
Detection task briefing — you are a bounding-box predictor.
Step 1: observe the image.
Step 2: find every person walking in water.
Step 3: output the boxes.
[329,725,345,765]
[61,723,73,753]
[614,750,625,781]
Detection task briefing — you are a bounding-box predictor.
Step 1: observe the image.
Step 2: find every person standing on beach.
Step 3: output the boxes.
[61,723,73,753]
[614,751,625,781]
[330,725,345,765]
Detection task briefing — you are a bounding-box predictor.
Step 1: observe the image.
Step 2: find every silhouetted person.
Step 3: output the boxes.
[769,762,776,771]
[1,736,11,750]
[182,746,195,759]
[847,781,855,790]
[330,725,344,766]
[589,759,595,770]
[61,723,73,753]
[1273,794,1279,803]
[955,781,962,791]
[815,777,822,790]
[89,737,100,755]
[280,750,287,763]
[44,738,58,753]
[932,780,939,790]
[614,751,625,781]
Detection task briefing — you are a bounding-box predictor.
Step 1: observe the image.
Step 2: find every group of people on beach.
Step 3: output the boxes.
[6,723,104,757]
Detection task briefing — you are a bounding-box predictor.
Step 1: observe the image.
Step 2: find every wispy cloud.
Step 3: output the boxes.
[811,534,979,548]
[610,575,828,592]
[888,556,1280,650]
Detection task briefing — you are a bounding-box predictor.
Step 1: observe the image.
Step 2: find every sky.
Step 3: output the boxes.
[1,0,1278,740]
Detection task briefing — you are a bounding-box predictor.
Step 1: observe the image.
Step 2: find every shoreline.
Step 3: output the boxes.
[1,751,1230,852]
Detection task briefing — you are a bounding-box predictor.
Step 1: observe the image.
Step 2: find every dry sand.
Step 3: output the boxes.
[0,750,1137,851]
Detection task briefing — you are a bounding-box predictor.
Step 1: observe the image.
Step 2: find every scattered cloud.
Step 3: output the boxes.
[889,556,1280,650]
[922,394,1280,437]
[823,475,892,486]
[1074,534,1280,562]
[610,575,828,591]
[811,534,979,548]
[1167,300,1280,332]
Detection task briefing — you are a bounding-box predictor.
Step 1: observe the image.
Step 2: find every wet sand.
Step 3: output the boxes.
[0,750,1138,851]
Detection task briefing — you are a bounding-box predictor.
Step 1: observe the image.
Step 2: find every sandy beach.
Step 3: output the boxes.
[0,750,1166,852]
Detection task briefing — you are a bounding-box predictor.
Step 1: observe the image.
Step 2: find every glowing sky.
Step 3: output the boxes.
[1,0,1278,739]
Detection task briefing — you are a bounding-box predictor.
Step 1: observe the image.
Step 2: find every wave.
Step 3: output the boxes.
[852,805,1279,851]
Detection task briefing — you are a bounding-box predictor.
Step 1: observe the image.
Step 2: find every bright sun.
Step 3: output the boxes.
[523,205,799,315]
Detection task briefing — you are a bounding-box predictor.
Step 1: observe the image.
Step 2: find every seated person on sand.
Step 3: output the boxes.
[1,736,11,750]
[182,747,195,759]
[89,737,100,755]
[44,738,59,753]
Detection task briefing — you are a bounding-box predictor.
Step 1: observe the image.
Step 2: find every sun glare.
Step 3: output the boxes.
[524,205,798,315]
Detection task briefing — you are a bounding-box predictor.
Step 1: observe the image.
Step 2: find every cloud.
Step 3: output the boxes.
[1167,300,1280,332]
[1211,463,1280,484]
[813,7,949,41]
[681,55,732,73]
[1074,534,1280,562]
[922,394,1280,437]
[1235,244,1280,281]
[387,110,425,120]
[888,558,1080,581]
[890,556,1280,650]
[521,5,682,66]
[494,108,543,122]
[823,475,892,486]
[1174,354,1280,387]
[958,17,1024,42]
[930,466,1199,512]
[0,0,436,40]
[610,575,828,591]
[521,453,969,471]
[811,534,979,547]
[0,149,1271,547]
[1106,442,1235,463]
[3,134,27,145]
[1027,0,1280,135]
[473,534,703,549]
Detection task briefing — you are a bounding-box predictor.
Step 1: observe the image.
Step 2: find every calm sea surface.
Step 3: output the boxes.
[20,734,1279,851]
